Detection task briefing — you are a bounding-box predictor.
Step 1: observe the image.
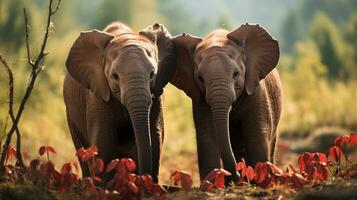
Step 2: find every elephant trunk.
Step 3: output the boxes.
[207,78,239,182]
[123,80,152,176]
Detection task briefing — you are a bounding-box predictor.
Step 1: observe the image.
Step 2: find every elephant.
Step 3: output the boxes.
[63,22,175,182]
[168,24,283,182]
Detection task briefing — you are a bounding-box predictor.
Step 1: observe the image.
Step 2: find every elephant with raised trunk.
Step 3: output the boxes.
[170,24,283,182]
[63,22,174,182]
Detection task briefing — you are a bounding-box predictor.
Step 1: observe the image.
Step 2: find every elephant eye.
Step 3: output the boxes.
[111,73,119,80]
[150,70,154,79]
[233,71,239,80]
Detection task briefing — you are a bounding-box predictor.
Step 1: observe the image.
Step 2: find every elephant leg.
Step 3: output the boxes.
[193,102,221,181]
[86,113,121,177]
[229,121,246,162]
[269,133,277,163]
[242,120,269,167]
[149,97,164,183]
[66,115,90,177]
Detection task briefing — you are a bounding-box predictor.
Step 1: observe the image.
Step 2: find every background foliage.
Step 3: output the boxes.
[1,0,356,184]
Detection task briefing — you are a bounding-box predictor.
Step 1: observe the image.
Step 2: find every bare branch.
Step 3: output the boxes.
[0,55,24,168]
[23,9,34,68]
[51,0,61,15]
[0,0,61,176]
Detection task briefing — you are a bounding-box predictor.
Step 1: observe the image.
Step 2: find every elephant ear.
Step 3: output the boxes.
[227,23,279,95]
[139,23,175,98]
[171,34,202,102]
[66,30,114,101]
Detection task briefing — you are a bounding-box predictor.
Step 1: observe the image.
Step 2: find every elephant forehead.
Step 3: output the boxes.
[195,45,239,62]
[110,34,157,53]
[106,37,158,62]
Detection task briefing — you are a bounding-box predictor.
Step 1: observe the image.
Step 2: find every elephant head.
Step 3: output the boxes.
[65,23,172,177]
[139,23,176,98]
[171,24,279,180]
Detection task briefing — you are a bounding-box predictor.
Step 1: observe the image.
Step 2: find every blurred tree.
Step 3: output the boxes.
[310,12,348,80]
[280,0,357,53]
[158,0,209,36]
[281,11,304,53]
[92,0,133,29]
[282,40,328,134]
[0,0,28,51]
[216,14,233,30]
[131,0,163,30]
[345,14,357,79]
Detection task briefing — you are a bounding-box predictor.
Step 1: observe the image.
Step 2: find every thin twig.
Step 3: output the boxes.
[0,0,61,176]
[0,56,25,168]
[23,9,34,68]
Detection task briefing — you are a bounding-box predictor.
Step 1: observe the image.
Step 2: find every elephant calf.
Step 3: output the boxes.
[169,24,283,182]
[63,22,174,182]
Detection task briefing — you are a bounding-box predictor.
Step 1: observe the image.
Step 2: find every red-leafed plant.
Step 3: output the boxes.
[236,159,255,184]
[105,158,167,199]
[76,146,103,199]
[200,168,231,191]
[3,144,17,175]
[171,170,193,190]
[335,133,357,148]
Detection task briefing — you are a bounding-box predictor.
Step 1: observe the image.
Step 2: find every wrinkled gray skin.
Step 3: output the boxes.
[170,24,283,182]
[63,22,174,182]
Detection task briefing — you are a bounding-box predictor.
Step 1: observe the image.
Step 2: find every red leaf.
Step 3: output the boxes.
[246,166,255,181]
[106,159,120,173]
[39,146,46,156]
[93,176,102,183]
[335,133,357,147]
[298,152,313,172]
[22,151,30,160]
[30,159,40,171]
[77,146,98,161]
[317,165,329,181]
[86,146,98,156]
[121,158,136,172]
[140,174,153,191]
[236,161,246,171]
[200,180,214,192]
[76,147,86,158]
[314,153,328,164]
[219,168,232,176]
[51,170,62,183]
[335,136,348,147]
[46,146,56,154]
[289,164,299,173]
[214,174,225,189]
[327,146,345,162]
[61,163,72,174]
[40,161,55,172]
[348,133,357,146]
[5,145,17,163]
[170,170,192,190]
[266,162,283,175]
[128,181,140,194]
[72,161,79,172]
[306,165,317,181]
[180,173,193,190]
[290,173,306,188]
[203,169,219,182]
[94,158,104,174]
[255,162,268,183]
[152,184,167,196]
